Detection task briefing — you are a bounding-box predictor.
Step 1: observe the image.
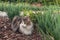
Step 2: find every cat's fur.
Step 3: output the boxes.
[11,16,33,35]
[11,16,21,32]
[19,16,33,35]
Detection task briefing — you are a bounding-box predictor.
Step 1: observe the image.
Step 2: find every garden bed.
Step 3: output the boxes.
[0,15,41,40]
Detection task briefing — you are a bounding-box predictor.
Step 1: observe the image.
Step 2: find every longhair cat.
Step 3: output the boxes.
[11,16,33,35]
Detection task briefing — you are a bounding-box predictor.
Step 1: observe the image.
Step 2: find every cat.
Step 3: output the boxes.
[11,16,33,35]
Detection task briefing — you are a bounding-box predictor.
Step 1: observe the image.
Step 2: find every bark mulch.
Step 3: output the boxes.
[0,17,41,40]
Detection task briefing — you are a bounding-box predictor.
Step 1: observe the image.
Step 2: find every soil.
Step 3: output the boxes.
[0,17,41,40]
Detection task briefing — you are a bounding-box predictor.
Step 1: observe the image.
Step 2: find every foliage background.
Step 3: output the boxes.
[0,0,60,40]
[0,0,60,5]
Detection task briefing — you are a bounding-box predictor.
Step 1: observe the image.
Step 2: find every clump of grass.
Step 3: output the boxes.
[0,2,42,19]
[0,2,60,19]
[32,11,60,40]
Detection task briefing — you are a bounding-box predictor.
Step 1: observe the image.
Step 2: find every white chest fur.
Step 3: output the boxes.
[19,21,33,35]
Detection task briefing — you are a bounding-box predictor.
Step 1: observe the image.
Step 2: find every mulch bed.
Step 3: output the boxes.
[0,17,41,40]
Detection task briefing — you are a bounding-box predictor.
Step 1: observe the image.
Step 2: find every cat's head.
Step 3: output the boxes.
[20,16,33,28]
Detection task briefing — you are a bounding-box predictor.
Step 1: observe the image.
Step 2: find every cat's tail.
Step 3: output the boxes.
[11,16,20,32]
